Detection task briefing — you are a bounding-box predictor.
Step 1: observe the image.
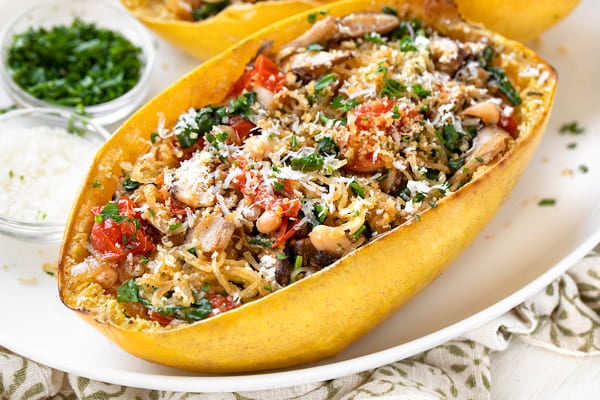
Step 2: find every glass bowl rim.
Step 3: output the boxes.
[0,0,156,126]
[0,106,109,232]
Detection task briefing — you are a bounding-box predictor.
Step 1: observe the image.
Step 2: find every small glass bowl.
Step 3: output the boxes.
[0,0,155,126]
[0,108,110,243]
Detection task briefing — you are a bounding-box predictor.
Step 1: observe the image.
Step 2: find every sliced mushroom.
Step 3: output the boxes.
[461,101,500,125]
[430,36,463,76]
[278,13,399,59]
[450,126,511,185]
[334,12,400,40]
[282,16,339,51]
[311,251,338,268]
[284,50,353,82]
[379,168,404,195]
[188,214,236,254]
[274,258,292,286]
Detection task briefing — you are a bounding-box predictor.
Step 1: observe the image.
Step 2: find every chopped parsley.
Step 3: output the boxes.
[364,32,385,45]
[122,177,140,191]
[291,154,325,171]
[399,36,417,52]
[307,9,328,24]
[191,0,230,21]
[437,124,465,152]
[485,66,522,106]
[559,121,585,134]
[7,19,142,107]
[175,91,256,148]
[95,202,128,224]
[306,43,325,51]
[314,73,336,97]
[349,225,366,239]
[411,84,431,98]
[169,223,182,231]
[350,181,365,198]
[382,6,397,15]
[92,180,102,188]
[0,104,16,114]
[273,180,285,193]
[294,255,303,269]
[330,95,360,113]
[579,165,589,173]
[538,198,556,206]
[316,136,339,156]
[313,202,328,224]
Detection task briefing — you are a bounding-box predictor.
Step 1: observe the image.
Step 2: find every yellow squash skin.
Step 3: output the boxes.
[456,0,580,42]
[121,0,329,61]
[59,0,557,373]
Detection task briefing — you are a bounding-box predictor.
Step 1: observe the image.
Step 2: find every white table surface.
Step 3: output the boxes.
[1,0,599,398]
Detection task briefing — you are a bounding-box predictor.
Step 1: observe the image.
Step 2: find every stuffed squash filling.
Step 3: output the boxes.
[123,0,270,21]
[74,10,538,326]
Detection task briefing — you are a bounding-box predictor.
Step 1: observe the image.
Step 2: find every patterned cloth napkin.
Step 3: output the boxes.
[2,248,599,400]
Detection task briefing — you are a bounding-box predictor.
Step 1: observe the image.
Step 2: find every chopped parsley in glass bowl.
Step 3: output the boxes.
[0,108,109,242]
[0,0,155,126]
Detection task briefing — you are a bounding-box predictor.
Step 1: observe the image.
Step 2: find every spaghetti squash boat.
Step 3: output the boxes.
[59,0,557,372]
[120,0,327,60]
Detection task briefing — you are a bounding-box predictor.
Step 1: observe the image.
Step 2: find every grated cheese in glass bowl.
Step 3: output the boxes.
[0,108,109,242]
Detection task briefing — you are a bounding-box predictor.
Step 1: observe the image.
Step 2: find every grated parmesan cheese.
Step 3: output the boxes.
[0,124,99,222]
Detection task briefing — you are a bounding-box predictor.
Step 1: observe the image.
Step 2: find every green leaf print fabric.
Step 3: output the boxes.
[2,249,599,400]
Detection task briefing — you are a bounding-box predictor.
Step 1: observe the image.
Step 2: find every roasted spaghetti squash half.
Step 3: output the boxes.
[120,0,328,60]
[59,0,557,372]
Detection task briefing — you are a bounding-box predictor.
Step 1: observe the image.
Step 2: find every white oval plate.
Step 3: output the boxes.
[1,0,599,393]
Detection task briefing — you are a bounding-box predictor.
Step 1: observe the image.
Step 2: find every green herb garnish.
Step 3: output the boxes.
[316,136,339,156]
[306,43,325,51]
[291,154,324,171]
[349,225,366,239]
[7,19,142,107]
[350,181,365,198]
[191,0,230,20]
[411,84,431,98]
[116,279,139,303]
[485,66,522,106]
[313,202,328,224]
[273,180,285,193]
[330,96,360,113]
[294,255,303,269]
[122,177,140,191]
[0,104,16,114]
[314,73,336,97]
[364,32,385,45]
[559,121,585,134]
[538,198,556,206]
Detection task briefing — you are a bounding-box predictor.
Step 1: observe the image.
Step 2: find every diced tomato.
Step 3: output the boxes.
[272,221,297,248]
[228,54,285,97]
[148,309,174,325]
[344,152,387,173]
[228,116,256,144]
[352,99,394,131]
[208,293,240,313]
[230,155,302,247]
[90,197,155,262]
[343,99,421,172]
[499,107,519,138]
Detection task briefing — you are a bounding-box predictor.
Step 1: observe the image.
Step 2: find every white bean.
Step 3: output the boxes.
[308,214,364,257]
[461,101,500,125]
[256,210,283,234]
